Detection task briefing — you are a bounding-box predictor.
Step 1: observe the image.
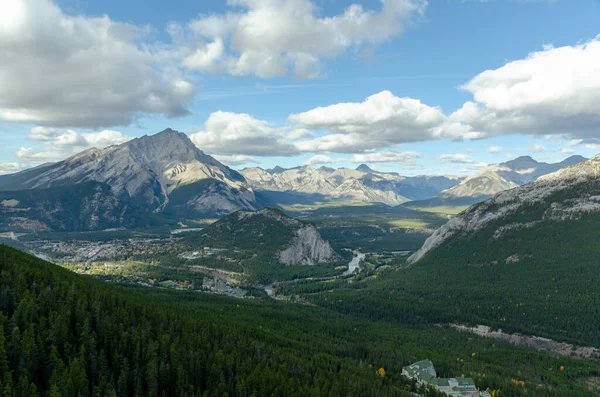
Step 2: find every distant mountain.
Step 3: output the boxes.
[241,165,461,206]
[0,129,257,231]
[186,208,339,267]
[356,164,375,173]
[438,155,587,201]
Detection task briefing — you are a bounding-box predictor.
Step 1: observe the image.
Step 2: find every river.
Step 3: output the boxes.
[343,251,365,276]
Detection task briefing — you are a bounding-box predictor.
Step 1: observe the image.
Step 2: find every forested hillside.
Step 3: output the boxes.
[2,245,599,396]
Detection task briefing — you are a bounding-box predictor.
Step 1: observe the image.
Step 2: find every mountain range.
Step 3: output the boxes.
[241,165,462,206]
[409,155,587,208]
[0,128,589,232]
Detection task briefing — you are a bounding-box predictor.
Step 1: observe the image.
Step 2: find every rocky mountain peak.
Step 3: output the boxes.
[502,155,539,170]
[356,164,375,173]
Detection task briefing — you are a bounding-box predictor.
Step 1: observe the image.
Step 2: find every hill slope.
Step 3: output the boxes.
[0,245,428,396]
[398,155,600,345]
[186,208,339,266]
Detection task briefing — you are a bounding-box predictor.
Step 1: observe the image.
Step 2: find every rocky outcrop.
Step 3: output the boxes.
[279,225,337,266]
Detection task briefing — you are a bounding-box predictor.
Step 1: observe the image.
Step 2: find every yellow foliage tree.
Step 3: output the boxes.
[376,368,386,377]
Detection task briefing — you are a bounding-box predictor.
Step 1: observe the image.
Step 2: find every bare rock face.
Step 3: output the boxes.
[279,225,337,266]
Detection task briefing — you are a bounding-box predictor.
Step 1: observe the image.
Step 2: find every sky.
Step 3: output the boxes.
[0,0,599,176]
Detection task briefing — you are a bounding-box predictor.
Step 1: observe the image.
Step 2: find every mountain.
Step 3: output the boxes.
[186,208,339,267]
[356,164,375,173]
[241,165,461,206]
[0,129,257,231]
[409,154,600,264]
[437,155,587,202]
[399,155,600,345]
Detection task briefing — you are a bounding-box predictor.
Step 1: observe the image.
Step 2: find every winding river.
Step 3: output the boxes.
[343,251,365,276]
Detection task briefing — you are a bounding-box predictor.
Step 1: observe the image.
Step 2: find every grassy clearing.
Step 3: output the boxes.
[388,219,431,229]
[410,205,469,216]
[279,201,374,211]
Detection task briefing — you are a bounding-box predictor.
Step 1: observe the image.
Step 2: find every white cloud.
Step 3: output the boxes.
[529,144,547,152]
[0,0,194,128]
[190,111,300,156]
[449,38,600,142]
[290,90,447,152]
[0,162,21,175]
[183,0,427,78]
[438,154,488,170]
[304,155,334,166]
[439,153,478,164]
[351,151,423,164]
[16,127,132,164]
[286,129,314,141]
[567,138,600,150]
[488,145,502,153]
[559,147,576,155]
[212,154,260,167]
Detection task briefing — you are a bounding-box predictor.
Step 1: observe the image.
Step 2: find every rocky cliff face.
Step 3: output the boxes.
[278,225,337,266]
[238,208,338,265]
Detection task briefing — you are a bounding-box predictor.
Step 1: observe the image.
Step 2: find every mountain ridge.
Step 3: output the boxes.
[409,154,600,263]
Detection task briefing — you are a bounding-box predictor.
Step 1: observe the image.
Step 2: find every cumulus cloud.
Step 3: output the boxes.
[183,0,427,78]
[488,145,502,153]
[304,155,334,166]
[567,138,600,150]
[0,162,21,175]
[16,127,132,164]
[212,154,260,167]
[529,144,547,152]
[448,38,600,141]
[190,111,300,156]
[290,91,447,152]
[351,151,423,164]
[438,154,487,171]
[439,154,478,164]
[0,0,194,128]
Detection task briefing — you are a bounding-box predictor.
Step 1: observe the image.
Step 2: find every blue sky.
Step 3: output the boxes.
[1,0,599,176]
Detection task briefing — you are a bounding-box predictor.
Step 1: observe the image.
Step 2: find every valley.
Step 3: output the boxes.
[1,130,599,396]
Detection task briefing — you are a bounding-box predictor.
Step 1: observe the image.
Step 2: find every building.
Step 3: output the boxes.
[402,360,491,397]
[401,359,437,386]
